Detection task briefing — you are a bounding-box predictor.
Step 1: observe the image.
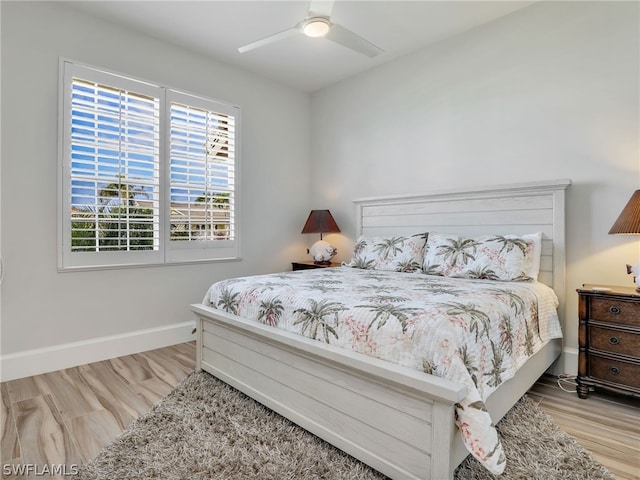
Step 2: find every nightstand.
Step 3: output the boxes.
[577,284,640,399]
[291,261,340,271]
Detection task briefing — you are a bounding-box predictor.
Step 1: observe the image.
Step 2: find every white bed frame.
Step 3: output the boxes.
[192,179,571,480]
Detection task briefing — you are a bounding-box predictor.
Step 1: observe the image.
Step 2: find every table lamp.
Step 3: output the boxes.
[301,210,340,264]
[609,189,640,291]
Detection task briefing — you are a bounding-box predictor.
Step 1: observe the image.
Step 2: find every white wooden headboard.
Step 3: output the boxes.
[354,179,571,320]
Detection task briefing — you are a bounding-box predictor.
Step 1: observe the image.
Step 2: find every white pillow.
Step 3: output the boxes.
[344,234,427,272]
[423,232,541,282]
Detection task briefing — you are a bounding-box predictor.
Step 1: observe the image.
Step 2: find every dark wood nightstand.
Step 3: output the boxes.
[291,261,340,271]
[577,284,640,399]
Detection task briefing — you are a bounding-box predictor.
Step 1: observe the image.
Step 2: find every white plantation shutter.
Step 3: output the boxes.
[69,79,160,249]
[60,61,240,269]
[166,91,239,263]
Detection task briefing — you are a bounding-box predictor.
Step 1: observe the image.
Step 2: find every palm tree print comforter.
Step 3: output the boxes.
[203,267,561,475]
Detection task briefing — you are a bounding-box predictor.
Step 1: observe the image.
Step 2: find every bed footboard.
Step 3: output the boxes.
[192,303,467,480]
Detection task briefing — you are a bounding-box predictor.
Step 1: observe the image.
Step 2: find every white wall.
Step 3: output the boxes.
[2,1,638,380]
[310,1,640,374]
[0,2,311,379]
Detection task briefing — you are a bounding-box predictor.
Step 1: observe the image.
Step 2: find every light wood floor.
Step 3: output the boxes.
[528,375,639,480]
[1,342,638,479]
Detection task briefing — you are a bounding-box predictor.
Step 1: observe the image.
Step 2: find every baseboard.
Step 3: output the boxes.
[550,346,578,376]
[0,321,195,381]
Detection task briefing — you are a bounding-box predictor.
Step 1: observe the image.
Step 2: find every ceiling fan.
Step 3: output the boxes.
[238,0,383,57]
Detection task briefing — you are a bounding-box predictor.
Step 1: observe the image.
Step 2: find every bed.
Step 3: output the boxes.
[191,179,570,480]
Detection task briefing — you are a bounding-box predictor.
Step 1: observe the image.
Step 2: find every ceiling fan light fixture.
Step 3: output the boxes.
[238,1,383,57]
[303,17,331,37]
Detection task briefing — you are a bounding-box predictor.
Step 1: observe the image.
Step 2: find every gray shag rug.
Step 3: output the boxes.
[75,371,613,480]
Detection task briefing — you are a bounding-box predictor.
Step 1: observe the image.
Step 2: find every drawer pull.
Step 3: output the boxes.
[609,336,620,345]
[609,306,621,315]
[609,366,620,375]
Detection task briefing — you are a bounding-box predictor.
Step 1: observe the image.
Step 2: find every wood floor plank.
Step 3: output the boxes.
[131,377,179,406]
[76,362,149,423]
[537,403,637,444]
[171,352,198,374]
[133,349,186,386]
[124,347,195,405]
[13,394,83,473]
[4,376,47,403]
[107,355,154,385]
[67,409,124,462]
[146,349,195,378]
[36,369,102,421]
[173,341,197,357]
[533,380,639,429]
[1,382,21,462]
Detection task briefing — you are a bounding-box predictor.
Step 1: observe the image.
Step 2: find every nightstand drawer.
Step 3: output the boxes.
[591,298,640,327]
[589,355,640,391]
[589,326,640,358]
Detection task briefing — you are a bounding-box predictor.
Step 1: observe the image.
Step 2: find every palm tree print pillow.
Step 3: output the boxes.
[423,232,539,282]
[343,233,428,272]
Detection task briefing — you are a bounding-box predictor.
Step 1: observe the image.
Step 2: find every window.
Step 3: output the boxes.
[59,61,239,269]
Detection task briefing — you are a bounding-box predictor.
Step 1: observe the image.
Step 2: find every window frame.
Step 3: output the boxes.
[58,59,241,271]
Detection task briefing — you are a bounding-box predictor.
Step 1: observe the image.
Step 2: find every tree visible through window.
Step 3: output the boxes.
[60,62,239,269]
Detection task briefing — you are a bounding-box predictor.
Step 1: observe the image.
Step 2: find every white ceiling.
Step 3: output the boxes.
[67,1,535,93]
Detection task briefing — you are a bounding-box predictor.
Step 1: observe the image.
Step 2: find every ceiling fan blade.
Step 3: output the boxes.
[238,26,299,53]
[308,0,334,18]
[325,23,383,57]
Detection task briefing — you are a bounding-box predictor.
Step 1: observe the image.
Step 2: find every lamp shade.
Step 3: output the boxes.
[301,210,340,235]
[609,190,640,235]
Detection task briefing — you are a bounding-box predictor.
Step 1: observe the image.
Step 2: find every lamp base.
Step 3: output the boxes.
[627,261,640,291]
[308,240,337,264]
